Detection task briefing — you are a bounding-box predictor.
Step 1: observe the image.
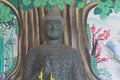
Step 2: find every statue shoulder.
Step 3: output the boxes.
[27,45,46,53]
[63,45,80,56]
[26,45,43,56]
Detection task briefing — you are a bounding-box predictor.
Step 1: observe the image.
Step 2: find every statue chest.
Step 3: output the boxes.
[45,52,72,80]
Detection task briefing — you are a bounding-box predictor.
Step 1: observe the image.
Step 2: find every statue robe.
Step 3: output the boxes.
[22,44,84,80]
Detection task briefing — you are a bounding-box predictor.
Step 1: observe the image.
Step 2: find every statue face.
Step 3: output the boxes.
[44,20,63,40]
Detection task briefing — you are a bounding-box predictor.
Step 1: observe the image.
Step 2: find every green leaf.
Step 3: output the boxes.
[86,24,91,39]
[14,18,19,35]
[0,15,6,21]
[41,0,47,6]
[1,6,6,14]
[114,6,120,13]
[73,2,79,8]
[78,2,85,8]
[56,0,63,3]
[94,7,102,15]
[88,44,92,50]
[5,7,11,14]
[90,56,100,76]
[57,3,65,10]
[65,0,72,5]
[10,10,16,15]
[34,0,41,7]
[34,0,47,7]
[0,14,12,22]
[20,0,33,11]
[0,2,4,9]
[98,2,106,9]
[107,9,112,16]
[0,27,7,36]
[9,0,18,9]
[76,0,82,1]
[0,6,11,18]
[93,0,99,2]
[23,0,31,6]
[40,0,47,6]
[45,1,52,9]
[48,0,56,6]
[115,0,120,5]
[105,0,113,7]
[5,15,12,21]
[100,0,106,2]
[114,0,120,8]
[100,13,107,19]
[102,6,109,14]
[15,20,19,35]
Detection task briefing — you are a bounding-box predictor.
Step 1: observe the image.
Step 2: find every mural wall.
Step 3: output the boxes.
[0,0,120,80]
[0,3,18,78]
[87,8,120,80]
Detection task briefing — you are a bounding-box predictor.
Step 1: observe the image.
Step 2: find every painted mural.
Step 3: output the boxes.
[87,8,120,80]
[0,3,18,78]
[0,0,120,80]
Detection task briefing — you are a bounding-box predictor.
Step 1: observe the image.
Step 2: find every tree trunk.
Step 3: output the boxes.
[63,5,71,45]
[81,2,99,80]
[69,5,79,50]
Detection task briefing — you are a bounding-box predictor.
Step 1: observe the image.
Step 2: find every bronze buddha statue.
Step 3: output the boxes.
[22,7,84,80]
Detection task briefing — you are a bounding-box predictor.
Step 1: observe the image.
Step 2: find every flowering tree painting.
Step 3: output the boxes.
[87,24,112,79]
[90,24,110,62]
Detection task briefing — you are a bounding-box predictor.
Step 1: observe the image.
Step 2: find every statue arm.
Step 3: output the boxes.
[72,50,84,80]
[22,49,40,80]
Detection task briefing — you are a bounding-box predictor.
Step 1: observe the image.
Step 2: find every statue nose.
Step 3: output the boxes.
[51,24,56,31]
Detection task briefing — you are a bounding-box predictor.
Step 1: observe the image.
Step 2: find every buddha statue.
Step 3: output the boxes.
[22,7,84,80]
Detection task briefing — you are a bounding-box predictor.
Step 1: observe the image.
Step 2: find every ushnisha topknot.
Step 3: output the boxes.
[43,7,64,25]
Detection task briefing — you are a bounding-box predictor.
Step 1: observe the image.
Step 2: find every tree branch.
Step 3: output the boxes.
[82,1,98,26]
[91,39,98,55]
[81,1,99,50]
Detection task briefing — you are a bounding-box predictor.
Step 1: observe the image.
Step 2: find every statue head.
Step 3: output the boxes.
[43,7,64,41]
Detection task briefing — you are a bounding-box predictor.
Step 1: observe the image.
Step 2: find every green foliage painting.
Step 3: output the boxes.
[20,0,120,19]
[0,2,18,76]
[0,0,120,27]
[0,0,119,19]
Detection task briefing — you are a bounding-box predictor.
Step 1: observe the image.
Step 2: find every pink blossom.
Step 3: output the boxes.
[90,24,96,34]
[96,52,100,57]
[96,57,109,63]
[98,34,104,39]
[97,44,102,53]
[104,36,108,40]
[97,43,102,49]
[88,24,111,63]
[103,29,110,40]
[101,57,109,62]
[96,56,101,62]
[97,50,102,55]
[104,30,110,36]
